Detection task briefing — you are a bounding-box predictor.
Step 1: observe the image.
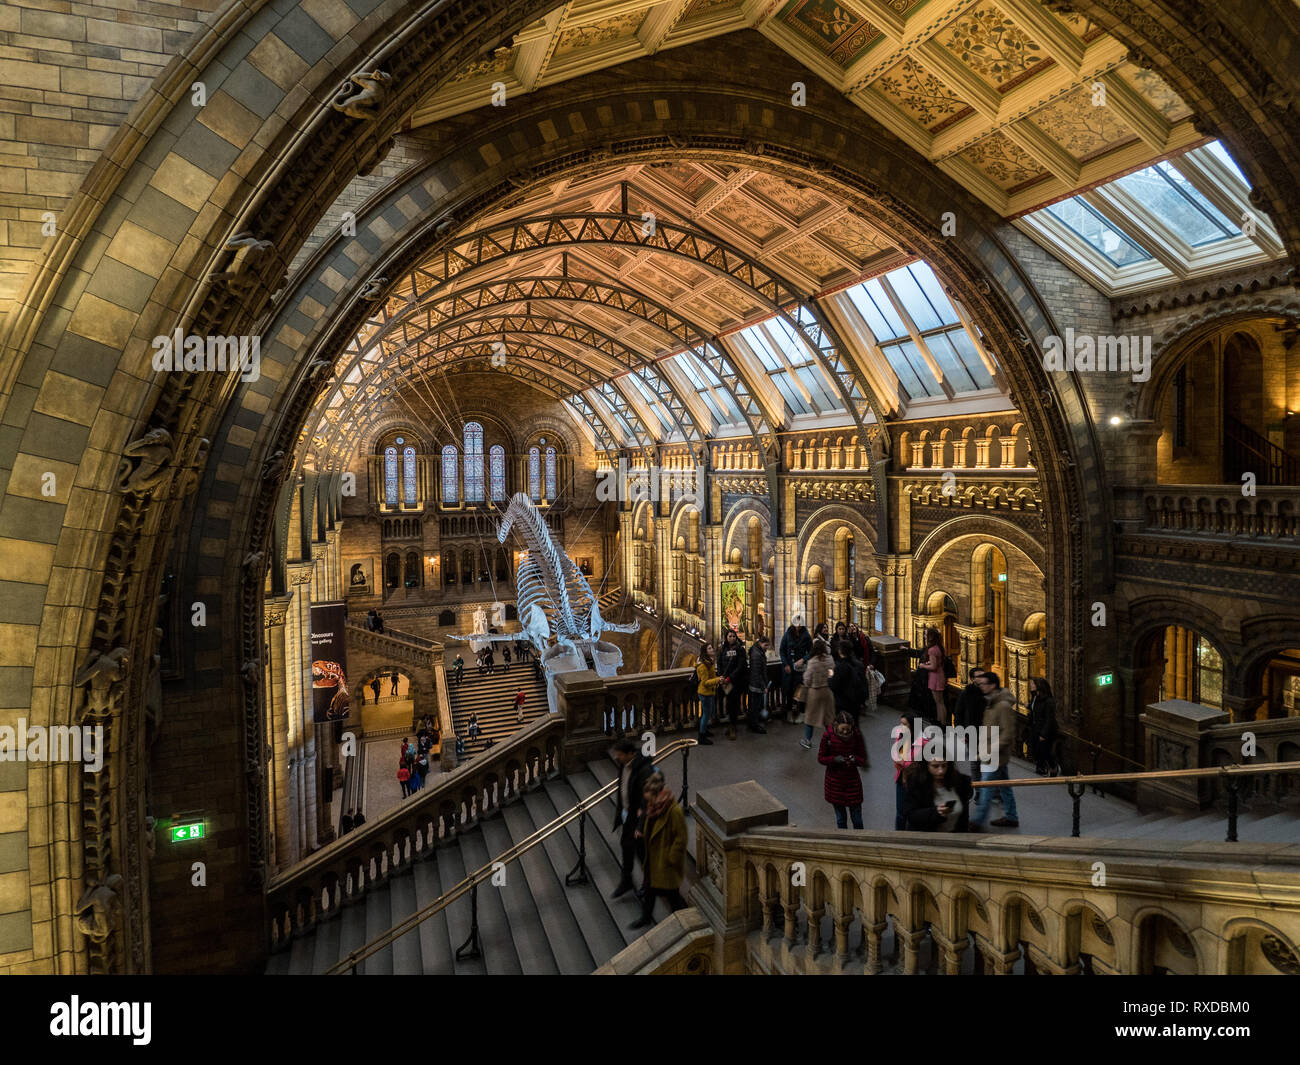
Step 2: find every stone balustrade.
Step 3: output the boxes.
[1117,485,1300,540]
[555,667,699,771]
[691,781,1300,975]
[266,716,564,952]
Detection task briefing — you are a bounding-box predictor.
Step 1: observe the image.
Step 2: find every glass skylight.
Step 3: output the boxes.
[735,316,845,417]
[1205,140,1248,185]
[837,261,994,402]
[669,348,746,426]
[1114,161,1236,247]
[1043,197,1154,266]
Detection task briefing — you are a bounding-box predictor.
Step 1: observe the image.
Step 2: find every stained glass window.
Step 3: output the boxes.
[402,446,417,504]
[383,446,398,504]
[545,447,557,499]
[528,447,540,501]
[442,445,458,504]
[489,445,505,501]
[463,422,484,503]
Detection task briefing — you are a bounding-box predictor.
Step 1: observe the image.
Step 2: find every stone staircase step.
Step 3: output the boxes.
[499,800,596,974]
[413,860,454,975]
[434,840,487,975]
[337,901,368,974]
[458,817,528,975]
[361,881,395,975]
[524,783,630,962]
[388,872,423,975]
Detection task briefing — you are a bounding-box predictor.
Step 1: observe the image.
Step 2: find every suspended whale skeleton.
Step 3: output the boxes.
[450,493,638,682]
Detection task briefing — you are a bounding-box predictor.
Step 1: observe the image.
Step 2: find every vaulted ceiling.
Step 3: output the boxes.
[303,0,1250,466]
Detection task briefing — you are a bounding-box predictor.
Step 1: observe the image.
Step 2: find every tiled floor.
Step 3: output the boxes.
[361,735,446,822]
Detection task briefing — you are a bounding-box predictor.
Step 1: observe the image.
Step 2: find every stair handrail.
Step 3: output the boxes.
[965,760,1300,841]
[1225,414,1299,484]
[327,736,698,974]
[345,617,437,649]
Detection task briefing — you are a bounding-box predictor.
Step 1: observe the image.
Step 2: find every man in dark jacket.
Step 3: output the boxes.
[747,635,770,733]
[779,618,812,719]
[954,668,985,729]
[609,737,655,898]
[716,628,748,739]
[830,639,869,726]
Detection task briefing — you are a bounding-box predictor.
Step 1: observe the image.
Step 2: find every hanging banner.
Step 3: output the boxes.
[310,601,351,722]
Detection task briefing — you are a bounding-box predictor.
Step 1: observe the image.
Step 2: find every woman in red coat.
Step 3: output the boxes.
[818,711,868,829]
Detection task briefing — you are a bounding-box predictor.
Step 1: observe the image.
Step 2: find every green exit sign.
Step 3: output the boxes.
[997,573,1007,582]
[171,822,205,842]
[1096,672,1114,687]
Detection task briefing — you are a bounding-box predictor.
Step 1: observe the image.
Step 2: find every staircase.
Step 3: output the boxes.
[598,584,622,613]
[264,754,661,975]
[447,662,548,755]
[1225,414,1299,485]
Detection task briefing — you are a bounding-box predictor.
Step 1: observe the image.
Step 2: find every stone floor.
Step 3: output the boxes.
[360,734,446,823]
[639,707,1300,846]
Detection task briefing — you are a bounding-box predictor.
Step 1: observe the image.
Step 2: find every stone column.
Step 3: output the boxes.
[264,596,292,869]
[954,622,990,678]
[825,590,849,628]
[931,928,967,975]
[875,554,912,640]
[286,563,318,852]
[772,536,798,630]
[1003,636,1042,712]
[705,523,722,636]
[691,780,790,975]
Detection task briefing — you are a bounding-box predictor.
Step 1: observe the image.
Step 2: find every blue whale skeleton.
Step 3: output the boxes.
[451,494,638,694]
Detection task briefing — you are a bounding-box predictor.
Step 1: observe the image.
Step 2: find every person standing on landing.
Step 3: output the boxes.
[746,634,770,734]
[514,688,526,724]
[780,617,812,722]
[716,628,747,739]
[800,638,834,750]
[818,711,868,829]
[694,644,722,746]
[969,671,1019,830]
[920,626,947,722]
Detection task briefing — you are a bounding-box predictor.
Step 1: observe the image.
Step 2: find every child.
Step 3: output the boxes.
[818,711,867,829]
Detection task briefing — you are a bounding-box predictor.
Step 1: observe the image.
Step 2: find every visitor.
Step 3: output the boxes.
[374,611,385,634]
[830,638,868,725]
[414,750,428,791]
[629,771,687,929]
[514,688,526,724]
[501,645,511,673]
[818,711,868,829]
[357,684,365,708]
[1028,676,1059,776]
[892,712,923,830]
[390,670,399,696]
[397,761,411,798]
[779,616,811,722]
[833,620,848,649]
[366,609,377,631]
[455,734,466,758]
[746,634,770,734]
[484,648,495,675]
[813,620,830,644]
[695,643,722,746]
[920,626,948,723]
[370,676,381,703]
[353,809,366,829]
[800,638,834,750]
[969,671,1019,831]
[400,736,411,763]
[468,713,481,744]
[453,653,464,685]
[901,759,973,832]
[846,621,871,665]
[716,628,747,739]
[608,736,654,899]
[340,809,354,835]
[954,668,985,731]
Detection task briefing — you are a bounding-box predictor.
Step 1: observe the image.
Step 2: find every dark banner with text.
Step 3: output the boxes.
[310,601,351,723]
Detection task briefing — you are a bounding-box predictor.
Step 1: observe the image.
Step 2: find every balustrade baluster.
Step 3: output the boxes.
[805,905,825,963]
[864,920,886,973]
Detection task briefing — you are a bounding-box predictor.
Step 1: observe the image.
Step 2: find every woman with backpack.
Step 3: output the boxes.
[830,639,869,730]
[818,711,868,829]
[695,644,722,746]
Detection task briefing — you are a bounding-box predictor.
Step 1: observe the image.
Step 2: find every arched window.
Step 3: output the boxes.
[464,422,484,502]
[402,446,417,504]
[528,447,541,501]
[489,444,506,502]
[545,446,557,499]
[383,446,398,505]
[441,445,458,503]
